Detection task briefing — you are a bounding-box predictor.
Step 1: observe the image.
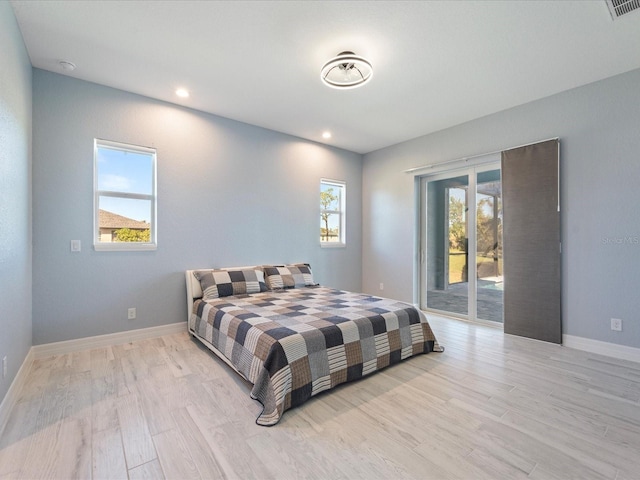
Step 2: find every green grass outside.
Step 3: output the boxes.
[449,251,503,284]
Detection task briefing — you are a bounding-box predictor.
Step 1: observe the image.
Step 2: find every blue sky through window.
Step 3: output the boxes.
[97,146,153,222]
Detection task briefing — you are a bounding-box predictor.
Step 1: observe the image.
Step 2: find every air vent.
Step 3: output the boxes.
[606,0,640,19]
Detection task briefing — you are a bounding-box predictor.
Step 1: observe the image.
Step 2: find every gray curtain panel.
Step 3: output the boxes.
[502,139,561,344]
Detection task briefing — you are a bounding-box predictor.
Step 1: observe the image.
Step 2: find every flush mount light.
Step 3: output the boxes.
[321,51,373,89]
[175,88,190,98]
[59,60,76,71]
[322,131,332,139]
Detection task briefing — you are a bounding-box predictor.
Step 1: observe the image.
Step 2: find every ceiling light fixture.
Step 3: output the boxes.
[322,131,332,139]
[59,60,76,71]
[320,51,373,89]
[176,88,190,98]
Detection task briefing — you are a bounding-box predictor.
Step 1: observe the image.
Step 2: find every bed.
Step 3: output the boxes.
[186,264,443,425]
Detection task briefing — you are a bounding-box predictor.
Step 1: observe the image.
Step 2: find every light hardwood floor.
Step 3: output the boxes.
[1,315,640,479]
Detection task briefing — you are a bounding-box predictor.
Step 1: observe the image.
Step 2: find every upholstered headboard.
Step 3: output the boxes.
[185,270,202,326]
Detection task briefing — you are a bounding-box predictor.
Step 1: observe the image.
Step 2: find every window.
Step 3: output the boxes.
[320,179,345,246]
[94,139,157,251]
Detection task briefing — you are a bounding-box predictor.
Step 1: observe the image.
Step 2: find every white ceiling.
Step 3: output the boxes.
[10,0,640,154]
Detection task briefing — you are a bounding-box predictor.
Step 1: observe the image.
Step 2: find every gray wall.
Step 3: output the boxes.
[0,1,33,403]
[363,67,640,348]
[32,70,362,345]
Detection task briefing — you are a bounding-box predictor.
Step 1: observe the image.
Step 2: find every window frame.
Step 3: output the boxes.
[320,178,346,248]
[93,138,157,251]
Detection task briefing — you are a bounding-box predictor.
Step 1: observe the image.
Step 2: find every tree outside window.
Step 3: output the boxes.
[320,179,345,246]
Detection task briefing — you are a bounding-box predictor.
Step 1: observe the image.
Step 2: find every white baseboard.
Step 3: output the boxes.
[563,334,640,364]
[32,321,187,359]
[0,347,34,438]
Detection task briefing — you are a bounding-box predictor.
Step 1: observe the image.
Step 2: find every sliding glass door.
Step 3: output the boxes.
[475,169,503,323]
[420,164,503,323]
[423,173,470,316]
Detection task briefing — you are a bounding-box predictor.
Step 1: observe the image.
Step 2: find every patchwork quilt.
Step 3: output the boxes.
[190,286,443,425]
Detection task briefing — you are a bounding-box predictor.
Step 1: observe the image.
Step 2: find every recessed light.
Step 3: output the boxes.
[176,88,189,98]
[322,131,332,139]
[59,60,76,71]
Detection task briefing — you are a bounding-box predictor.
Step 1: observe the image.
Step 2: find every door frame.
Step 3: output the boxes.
[415,156,501,323]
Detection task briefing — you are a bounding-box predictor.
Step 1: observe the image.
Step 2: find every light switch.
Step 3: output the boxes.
[71,240,81,252]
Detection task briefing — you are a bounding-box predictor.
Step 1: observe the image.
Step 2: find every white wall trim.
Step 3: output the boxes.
[563,334,640,364]
[32,322,187,359]
[0,347,34,438]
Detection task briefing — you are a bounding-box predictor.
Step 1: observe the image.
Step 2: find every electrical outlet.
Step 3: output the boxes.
[379,283,384,291]
[611,318,622,331]
[128,308,136,320]
[2,356,7,378]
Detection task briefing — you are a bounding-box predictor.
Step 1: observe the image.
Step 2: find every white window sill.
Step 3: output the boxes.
[94,242,157,252]
[320,242,346,249]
